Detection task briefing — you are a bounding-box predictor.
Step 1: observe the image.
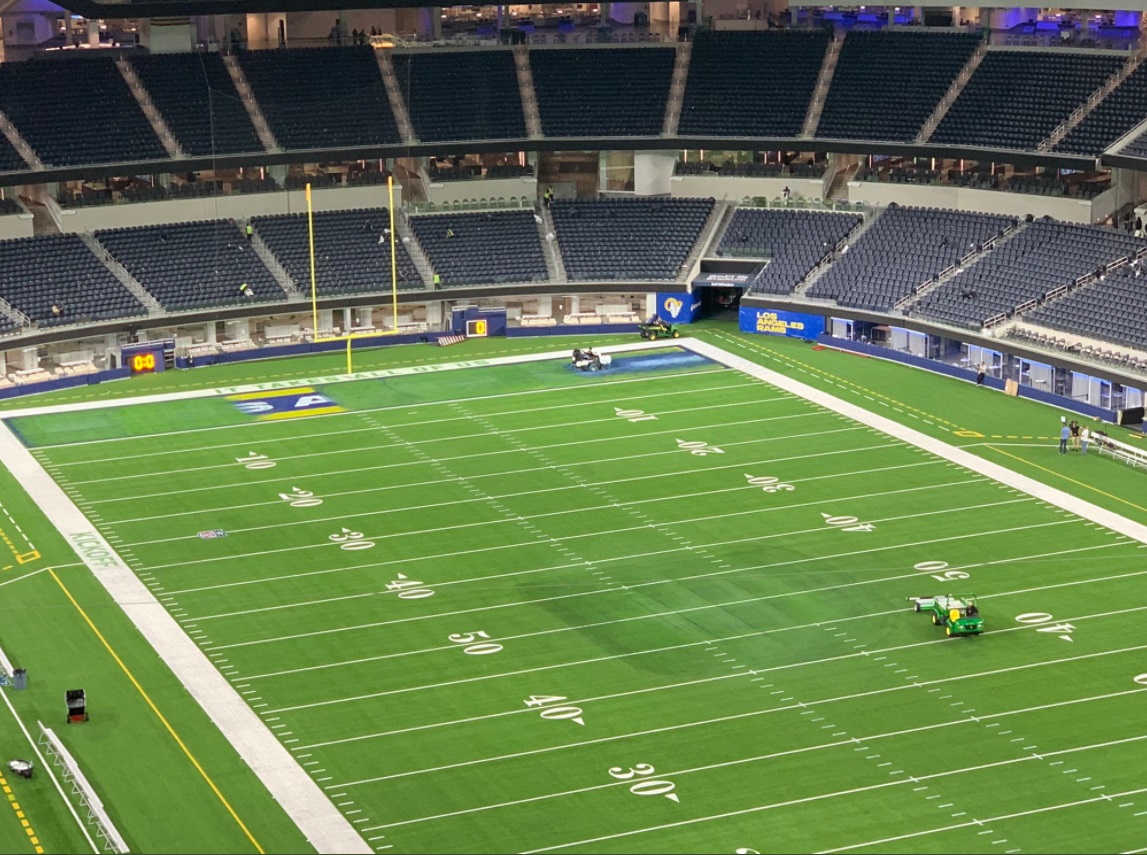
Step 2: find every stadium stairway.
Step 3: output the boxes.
[536,204,567,283]
[0,293,28,329]
[247,222,303,296]
[896,216,1029,311]
[115,58,185,160]
[81,233,163,315]
[662,39,692,137]
[0,109,41,170]
[1040,49,1147,151]
[397,212,436,287]
[916,39,988,144]
[680,199,731,282]
[513,45,544,140]
[221,53,280,153]
[794,205,885,297]
[801,35,841,138]
[377,51,418,146]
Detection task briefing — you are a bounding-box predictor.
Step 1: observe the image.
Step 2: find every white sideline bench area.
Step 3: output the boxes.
[1096,433,1147,469]
[37,722,129,854]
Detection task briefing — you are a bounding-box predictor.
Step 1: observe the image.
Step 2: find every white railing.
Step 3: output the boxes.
[0,643,14,679]
[37,723,129,854]
[1097,433,1147,468]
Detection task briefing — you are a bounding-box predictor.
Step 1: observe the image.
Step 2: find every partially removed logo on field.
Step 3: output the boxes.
[198,529,227,539]
[226,386,345,421]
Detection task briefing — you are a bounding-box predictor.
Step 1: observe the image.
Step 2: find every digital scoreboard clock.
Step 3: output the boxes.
[121,341,171,375]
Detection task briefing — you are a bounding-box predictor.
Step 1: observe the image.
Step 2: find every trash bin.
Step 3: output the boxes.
[11,669,26,690]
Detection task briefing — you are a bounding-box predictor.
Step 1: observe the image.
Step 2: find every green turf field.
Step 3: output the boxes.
[2,334,1146,855]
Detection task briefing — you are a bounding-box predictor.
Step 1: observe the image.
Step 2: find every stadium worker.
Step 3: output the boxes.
[1081,425,1090,455]
[1059,420,1070,455]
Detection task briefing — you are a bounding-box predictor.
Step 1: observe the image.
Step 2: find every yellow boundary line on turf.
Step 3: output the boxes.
[986,444,1147,517]
[47,569,265,855]
[0,766,43,854]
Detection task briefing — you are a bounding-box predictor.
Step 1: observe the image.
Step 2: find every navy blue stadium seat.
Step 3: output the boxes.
[0,234,146,325]
[530,48,675,137]
[129,53,263,156]
[679,31,829,138]
[237,47,400,150]
[807,206,1014,311]
[719,209,861,295]
[1023,265,1147,352]
[551,197,713,281]
[0,57,167,167]
[253,208,421,296]
[817,31,981,142]
[410,212,547,286]
[911,219,1145,328]
[95,220,287,311]
[933,51,1123,151]
[0,134,25,173]
[393,51,526,142]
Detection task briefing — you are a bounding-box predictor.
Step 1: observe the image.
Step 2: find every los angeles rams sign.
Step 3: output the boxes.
[656,293,700,324]
[226,387,346,421]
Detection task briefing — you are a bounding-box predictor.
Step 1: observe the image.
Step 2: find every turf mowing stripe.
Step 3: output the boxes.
[20,361,734,449]
[58,407,828,488]
[261,600,1147,716]
[188,493,1041,633]
[81,428,880,507]
[40,385,793,468]
[164,515,1081,605]
[366,730,1147,834]
[815,783,1147,854]
[127,470,990,548]
[130,484,1027,576]
[108,457,945,527]
[300,630,1147,755]
[334,687,1147,791]
[518,749,1147,854]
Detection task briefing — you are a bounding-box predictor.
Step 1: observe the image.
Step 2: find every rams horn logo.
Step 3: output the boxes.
[663,298,684,319]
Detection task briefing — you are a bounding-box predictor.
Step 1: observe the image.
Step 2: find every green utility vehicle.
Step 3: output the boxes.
[638,319,681,341]
[908,594,984,637]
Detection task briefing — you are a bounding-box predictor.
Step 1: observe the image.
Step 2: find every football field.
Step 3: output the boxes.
[3,339,1147,854]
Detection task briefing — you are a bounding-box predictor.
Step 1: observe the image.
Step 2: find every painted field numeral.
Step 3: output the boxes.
[385,573,434,599]
[280,488,322,507]
[745,474,794,493]
[608,764,679,802]
[677,439,724,456]
[448,631,503,655]
[330,528,374,550]
[1015,612,1075,641]
[822,513,875,532]
[914,561,970,582]
[615,407,657,423]
[524,695,585,726]
[239,452,276,470]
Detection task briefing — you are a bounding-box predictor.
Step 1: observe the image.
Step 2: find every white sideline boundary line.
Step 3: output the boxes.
[0,419,372,855]
[684,338,1147,546]
[4,338,1147,853]
[0,340,690,421]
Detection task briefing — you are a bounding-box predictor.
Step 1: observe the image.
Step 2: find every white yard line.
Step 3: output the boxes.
[527,776,1147,855]
[266,600,1147,716]
[86,427,874,507]
[13,342,725,436]
[269,540,1135,734]
[313,628,1146,756]
[111,457,944,527]
[43,385,789,467]
[0,421,372,855]
[6,338,1147,854]
[376,731,1147,834]
[130,471,989,550]
[683,338,1147,547]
